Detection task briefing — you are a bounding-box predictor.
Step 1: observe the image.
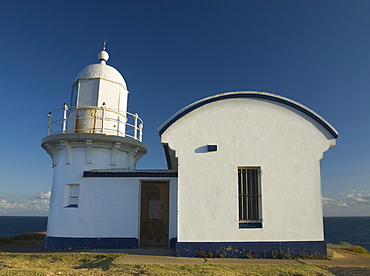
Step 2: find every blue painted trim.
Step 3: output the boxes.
[158,92,338,138]
[239,223,262,228]
[170,238,177,248]
[175,241,326,258]
[44,236,138,250]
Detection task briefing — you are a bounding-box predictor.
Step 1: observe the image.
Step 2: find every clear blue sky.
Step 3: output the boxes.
[0,0,369,216]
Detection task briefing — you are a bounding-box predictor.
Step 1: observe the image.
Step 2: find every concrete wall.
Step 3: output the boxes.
[161,96,336,243]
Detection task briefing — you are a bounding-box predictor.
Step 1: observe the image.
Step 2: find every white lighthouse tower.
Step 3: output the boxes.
[41,46,147,249]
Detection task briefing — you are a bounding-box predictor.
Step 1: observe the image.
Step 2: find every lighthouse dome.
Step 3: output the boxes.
[74,50,127,89]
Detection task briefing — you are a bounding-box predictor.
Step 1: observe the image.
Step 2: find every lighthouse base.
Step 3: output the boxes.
[44,236,138,250]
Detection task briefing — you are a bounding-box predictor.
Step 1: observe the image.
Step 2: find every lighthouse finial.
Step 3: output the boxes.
[103,37,109,51]
[99,37,110,64]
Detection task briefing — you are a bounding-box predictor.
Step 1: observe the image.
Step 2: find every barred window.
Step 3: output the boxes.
[238,167,262,225]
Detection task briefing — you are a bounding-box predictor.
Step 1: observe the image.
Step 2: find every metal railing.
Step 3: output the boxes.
[46,103,143,142]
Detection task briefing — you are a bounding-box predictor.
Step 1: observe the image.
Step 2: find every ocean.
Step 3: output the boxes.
[0,216,48,238]
[323,216,370,251]
[0,216,369,251]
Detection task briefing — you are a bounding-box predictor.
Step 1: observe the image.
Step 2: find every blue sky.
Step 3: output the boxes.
[0,0,369,216]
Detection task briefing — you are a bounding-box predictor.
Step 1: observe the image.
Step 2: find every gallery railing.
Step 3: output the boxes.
[46,103,143,142]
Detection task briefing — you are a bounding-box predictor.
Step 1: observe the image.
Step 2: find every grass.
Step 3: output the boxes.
[343,245,370,257]
[0,232,46,245]
[12,232,46,241]
[0,234,367,275]
[332,241,370,257]
[0,232,46,251]
[0,253,334,275]
[328,241,370,257]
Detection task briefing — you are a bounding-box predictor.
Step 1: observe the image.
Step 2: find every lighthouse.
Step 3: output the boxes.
[40,44,336,257]
[41,46,148,249]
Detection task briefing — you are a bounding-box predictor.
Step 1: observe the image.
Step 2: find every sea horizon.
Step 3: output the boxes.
[2,215,370,217]
[1,216,369,251]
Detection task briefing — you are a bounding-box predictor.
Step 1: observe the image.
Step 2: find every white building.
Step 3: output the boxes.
[41,48,337,257]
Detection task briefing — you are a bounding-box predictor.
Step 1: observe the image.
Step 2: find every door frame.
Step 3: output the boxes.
[139,180,170,246]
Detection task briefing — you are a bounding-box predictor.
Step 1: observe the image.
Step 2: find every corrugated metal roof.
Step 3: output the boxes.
[83,169,178,177]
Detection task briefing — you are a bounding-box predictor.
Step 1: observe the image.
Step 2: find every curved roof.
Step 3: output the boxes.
[158,91,338,138]
[73,50,127,89]
[74,63,127,89]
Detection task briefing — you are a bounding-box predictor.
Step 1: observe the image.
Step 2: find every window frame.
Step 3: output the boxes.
[65,183,80,208]
[238,167,262,228]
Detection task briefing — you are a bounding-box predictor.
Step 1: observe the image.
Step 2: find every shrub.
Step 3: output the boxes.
[271,246,293,259]
[196,250,207,258]
[299,253,327,260]
[216,248,226,258]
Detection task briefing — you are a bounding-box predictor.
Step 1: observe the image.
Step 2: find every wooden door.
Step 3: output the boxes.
[140,181,169,246]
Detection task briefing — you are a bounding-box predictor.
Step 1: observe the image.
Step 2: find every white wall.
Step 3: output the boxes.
[47,177,141,238]
[43,132,178,243]
[161,97,335,243]
[43,134,145,237]
[47,175,178,240]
